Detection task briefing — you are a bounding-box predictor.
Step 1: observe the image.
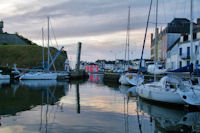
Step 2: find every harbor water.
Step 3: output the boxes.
[0,74,199,133]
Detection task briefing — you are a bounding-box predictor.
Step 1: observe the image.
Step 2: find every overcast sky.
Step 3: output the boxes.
[0,0,200,63]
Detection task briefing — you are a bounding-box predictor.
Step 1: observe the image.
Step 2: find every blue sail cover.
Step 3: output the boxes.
[169,64,200,75]
[168,64,192,72]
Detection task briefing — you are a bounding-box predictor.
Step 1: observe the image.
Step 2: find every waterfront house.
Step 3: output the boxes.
[151,18,191,65]
[166,23,200,70]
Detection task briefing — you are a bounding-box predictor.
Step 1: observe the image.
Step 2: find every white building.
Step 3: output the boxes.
[166,31,200,70]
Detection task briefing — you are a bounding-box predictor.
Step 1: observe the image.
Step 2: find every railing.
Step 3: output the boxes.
[180,53,190,59]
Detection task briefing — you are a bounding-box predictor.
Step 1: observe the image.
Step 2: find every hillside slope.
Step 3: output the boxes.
[0,45,67,70]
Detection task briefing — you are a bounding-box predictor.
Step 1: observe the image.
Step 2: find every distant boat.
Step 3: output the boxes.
[147,64,167,74]
[19,72,57,80]
[119,73,144,86]
[0,70,10,80]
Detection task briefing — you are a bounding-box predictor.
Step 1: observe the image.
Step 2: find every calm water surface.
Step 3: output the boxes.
[0,74,199,133]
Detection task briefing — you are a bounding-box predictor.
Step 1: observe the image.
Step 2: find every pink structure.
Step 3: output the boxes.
[86,65,99,72]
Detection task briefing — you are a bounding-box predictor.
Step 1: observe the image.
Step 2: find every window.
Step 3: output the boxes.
[179,48,182,56]
[171,62,174,69]
[193,33,197,40]
[187,47,190,57]
[187,61,190,66]
[183,35,188,41]
[167,52,170,58]
[196,60,199,65]
[195,45,198,54]
[179,61,182,68]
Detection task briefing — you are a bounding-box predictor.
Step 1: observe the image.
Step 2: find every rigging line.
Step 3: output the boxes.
[183,0,187,16]
[173,0,178,18]
[49,50,57,71]
[161,0,166,23]
[136,101,142,133]
[50,19,60,50]
[139,0,153,70]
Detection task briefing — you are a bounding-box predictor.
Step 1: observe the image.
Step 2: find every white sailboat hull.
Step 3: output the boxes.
[137,83,185,104]
[177,89,200,106]
[119,74,130,85]
[0,74,10,80]
[119,73,144,86]
[126,74,144,86]
[20,72,57,80]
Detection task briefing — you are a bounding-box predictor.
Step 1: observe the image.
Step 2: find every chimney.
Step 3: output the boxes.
[151,33,153,43]
[197,18,200,25]
[0,21,3,34]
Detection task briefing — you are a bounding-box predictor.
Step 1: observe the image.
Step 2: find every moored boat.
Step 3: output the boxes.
[19,72,57,80]
[0,70,10,80]
[119,73,143,86]
[137,75,200,105]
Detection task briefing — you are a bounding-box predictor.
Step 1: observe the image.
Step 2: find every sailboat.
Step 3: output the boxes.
[20,17,62,80]
[137,0,200,106]
[0,70,10,80]
[119,6,144,86]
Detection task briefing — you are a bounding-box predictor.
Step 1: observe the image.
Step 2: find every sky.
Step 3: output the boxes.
[0,0,200,64]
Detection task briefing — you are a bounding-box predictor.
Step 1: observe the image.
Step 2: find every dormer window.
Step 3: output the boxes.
[183,35,188,41]
[193,33,197,40]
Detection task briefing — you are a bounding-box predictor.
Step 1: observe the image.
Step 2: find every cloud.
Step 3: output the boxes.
[0,0,199,61]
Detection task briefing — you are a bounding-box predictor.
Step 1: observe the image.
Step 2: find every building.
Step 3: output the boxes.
[166,26,200,70]
[0,21,30,45]
[151,18,191,64]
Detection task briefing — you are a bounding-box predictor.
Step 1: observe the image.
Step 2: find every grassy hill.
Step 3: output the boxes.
[0,45,67,70]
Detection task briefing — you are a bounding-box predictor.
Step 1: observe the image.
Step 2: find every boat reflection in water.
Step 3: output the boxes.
[0,80,10,88]
[137,98,200,132]
[39,85,69,133]
[0,80,68,116]
[119,85,137,97]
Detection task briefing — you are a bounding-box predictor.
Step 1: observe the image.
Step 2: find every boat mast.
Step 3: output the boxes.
[154,0,158,82]
[127,6,130,70]
[138,0,153,70]
[124,6,131,71]
[47,16,50,71]
[42,28,45,69]
[190,0,193,68]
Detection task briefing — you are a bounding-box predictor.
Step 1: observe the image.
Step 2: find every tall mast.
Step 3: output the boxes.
[124,6,131,70]
[127,6,130,69]
[154,0,158,82]
[190,0,193,67]
[47,16,50,71]
[42,28,45,69]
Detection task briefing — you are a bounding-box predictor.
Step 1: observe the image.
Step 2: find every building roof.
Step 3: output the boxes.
[167,37,180,52]
[0,33,28,45]
[166,18,190,34]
